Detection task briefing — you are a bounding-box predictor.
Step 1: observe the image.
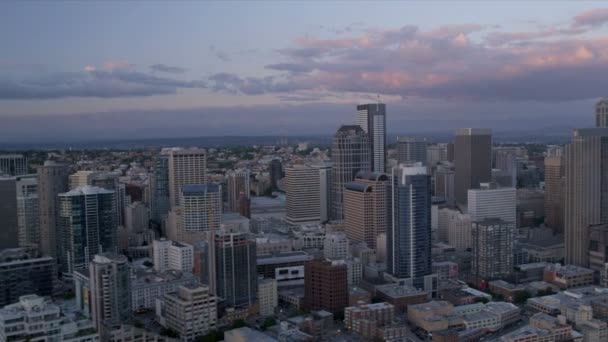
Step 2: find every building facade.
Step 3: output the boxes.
[454,128,492,206]
[303,259,348,315]
[38,161,69,260]
[397,137,427,165]
[0,154,27,176]
[472,218,514,280]
[168,148,207,208]
[215,231,257,308]
[356,103,386,173]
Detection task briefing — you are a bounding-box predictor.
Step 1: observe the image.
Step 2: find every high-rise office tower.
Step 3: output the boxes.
[170,184,222,244]
[434,167,455,206]
[544,156,565,234]
[388,164,432,281]
[397,137,427,165]
[285,164,322,225]
[0,154,27,176]
[356,103,386,172]
[471,218,514,280]
[318,163,332,222]
[467,184,516,225]
[454,128,492,206]
[303,259,348,315]
[89,253,131,336]
[58,186,117,274]
[426,144,448,166]
[215,231,257,308]
[331,125,371,220]
[343,172,389,249]
[37,161,69,259]
[168,148,207,208]
[269,159,283,190]
[227,169,250,213]
[596,98,608,128]
[15,175,39,250]
[0,177,18,249]
[151,152,170,224]
[565,128,608,267]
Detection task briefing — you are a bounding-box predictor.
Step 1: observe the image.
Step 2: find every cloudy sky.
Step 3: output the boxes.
[1,1,608,142]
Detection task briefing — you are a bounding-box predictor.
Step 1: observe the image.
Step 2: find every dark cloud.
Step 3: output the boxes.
[149,64,186,74]
[0,68,205,100]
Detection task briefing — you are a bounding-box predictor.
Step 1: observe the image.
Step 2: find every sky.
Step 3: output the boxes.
[2,1,608,142]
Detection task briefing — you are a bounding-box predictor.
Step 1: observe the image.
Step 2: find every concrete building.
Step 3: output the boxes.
[0,154,27,176]
[543,264,594,290]
[227,169,250,213]
[269,159,283,190]
[258,278,278,317]
[343,172,389,249]
[427,144,448,165]
[0,177,18,249]
[59,186,117,274]
[472,218,514,280]
[388,163,432,285]
[437,208,472,252]
[69,171,100,189]
[356,103,386,173]
[153,238,194,273]
[344,302,396,338]
[215,231,257,308]
[285,164,326,225]
[564,128,608,267]
[596,97,608,128]
[323,232,349,260]
[331,125,371,220]
[38,161,69,260]
[397,137,427,165]
[89,253,131,336]
[304,259,348,315]
[151,152,171,224]
[169,184,221,244]
[124,201,149,235]
[256,251,313,287]
[156,284,217,342]
[167,148,207,208]
[467,184,517,225]
[0,248,55,307]
[589,224,608,277]
[454,128,492,206]
[434,167,455,206]
[15,175,39,250]
[544,155,565,234]
[0,294,99,342]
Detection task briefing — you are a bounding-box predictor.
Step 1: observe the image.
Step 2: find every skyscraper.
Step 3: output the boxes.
[58,186,117,274]
[331,125,371,220]
[15,175,39,250]
[269,159,283,190]
[467,184,516,225]
[388,164,432,281]
[564,128,608,267]
[89,253,131,336]
[454,128,492,206]
[544,155,565,234]
[170,184,222,244]
[303,259,348,315]
[356,103,386,172]
[227,169,250,213]
[0,177,18,249]
[215,231,257,308]
[151,152,170,224]
[168,148,207,208]
[285,164,323,225]
[471,218,514,280]
[595,97,608,128]
[37,161,69,259]
[397,137,427,165]
[343,171,389,249]
[0,154,27,176]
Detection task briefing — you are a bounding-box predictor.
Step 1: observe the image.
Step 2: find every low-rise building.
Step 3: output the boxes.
[543,264,594,290]
[375,283,429,312]
[0,295,99,342]
[156,284,217,342]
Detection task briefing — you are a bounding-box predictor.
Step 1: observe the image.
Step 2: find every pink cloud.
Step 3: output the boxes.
[573,8,608,27]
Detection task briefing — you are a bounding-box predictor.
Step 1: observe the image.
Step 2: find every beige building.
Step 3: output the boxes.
[156,284,217,342]
[345,302,396,339]
[258,278,278,317]
[285,164,331,224]
[167,184,221,244]
[69,170,100,189]
[565,128,608,267]
[167,148,207,208]
[437,208,471,251]
[343,172,389,249]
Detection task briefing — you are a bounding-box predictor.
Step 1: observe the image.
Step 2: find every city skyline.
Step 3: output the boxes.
[2,2,608,141]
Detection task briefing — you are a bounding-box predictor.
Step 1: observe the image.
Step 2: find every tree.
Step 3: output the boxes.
[261,317,276,331]
[514,290,531,304]
[197,330,222,342]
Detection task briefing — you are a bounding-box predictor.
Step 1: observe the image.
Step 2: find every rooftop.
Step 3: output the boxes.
[60,185,114,196]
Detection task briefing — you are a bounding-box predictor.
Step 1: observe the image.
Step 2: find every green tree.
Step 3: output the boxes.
[514,290,531,303]
[261,317,276,331]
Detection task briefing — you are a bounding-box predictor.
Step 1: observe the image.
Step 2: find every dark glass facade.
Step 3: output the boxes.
[215,232,257,307]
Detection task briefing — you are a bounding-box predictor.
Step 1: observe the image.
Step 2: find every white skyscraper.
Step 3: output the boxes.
[467,184,516,225]
[167,148,207,208]
[285,164,331,225]
[356,103,386,173]
[153,238,194,273]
